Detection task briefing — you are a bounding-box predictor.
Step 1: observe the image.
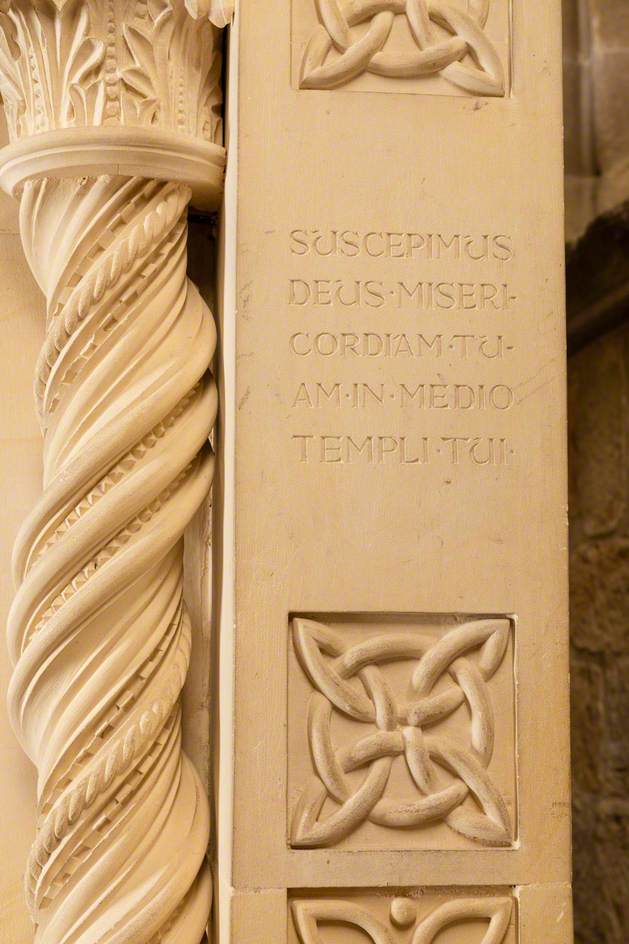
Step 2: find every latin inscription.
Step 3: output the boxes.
[292,382,514,410]
[289,332,511,359]
[289,279,516,311]
[289,229,514,260]
[285,227,519,468]
[292,435,512,466]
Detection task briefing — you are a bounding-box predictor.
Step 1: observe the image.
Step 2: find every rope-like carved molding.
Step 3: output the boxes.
[299,0,506,96]
[292,895,514,944]
[0,2,228,941]
[290,617,513,848]
[9,172,216,944]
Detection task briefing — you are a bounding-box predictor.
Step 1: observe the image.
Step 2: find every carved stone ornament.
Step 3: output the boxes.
[0,0,233,206]
[291,896,514,944]
[0,1,230,941]
[290,617,513,848]
[299,0,506,96]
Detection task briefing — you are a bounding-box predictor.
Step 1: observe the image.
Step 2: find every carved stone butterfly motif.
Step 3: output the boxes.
[292,896,514,944]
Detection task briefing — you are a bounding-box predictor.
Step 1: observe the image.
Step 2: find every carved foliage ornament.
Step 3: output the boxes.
[299,0,506,96]
[291,617,513,848]
[292,896,514,944]
[0,0,231,143]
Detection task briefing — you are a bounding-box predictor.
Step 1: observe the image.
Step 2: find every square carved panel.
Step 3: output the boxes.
[289,889,517,944]
[288,614,516,851]
[291,1,512,98]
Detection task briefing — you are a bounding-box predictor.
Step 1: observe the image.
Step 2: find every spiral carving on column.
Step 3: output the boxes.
[7,173,217,942]
[0,1,229,939]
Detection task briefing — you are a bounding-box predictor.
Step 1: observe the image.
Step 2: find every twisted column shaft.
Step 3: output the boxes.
[7,173,216,943]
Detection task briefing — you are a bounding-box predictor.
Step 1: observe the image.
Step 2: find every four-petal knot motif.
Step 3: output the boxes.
[299,0,506,96]
[290,617,513,848]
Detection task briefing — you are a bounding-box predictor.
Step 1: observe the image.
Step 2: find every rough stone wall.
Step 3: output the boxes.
[563,0,629,242]
[568,325,629,942]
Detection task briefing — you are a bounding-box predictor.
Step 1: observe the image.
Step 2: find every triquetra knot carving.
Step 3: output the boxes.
[300,0,506,96]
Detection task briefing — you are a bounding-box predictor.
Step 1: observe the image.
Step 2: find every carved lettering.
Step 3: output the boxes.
[292,382,515,410]
[289,229,514,261]
[291,435,513,466]
[286,224,520,472]
[289,332,513,359]
[289,279,516,310]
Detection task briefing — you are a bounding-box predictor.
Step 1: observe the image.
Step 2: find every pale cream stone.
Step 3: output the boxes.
[0,136,42,941]
[228,885,573,944]
[0,2,229,941]
[288,616,516,851]
[222,0,571,939]
[291,0,510,97]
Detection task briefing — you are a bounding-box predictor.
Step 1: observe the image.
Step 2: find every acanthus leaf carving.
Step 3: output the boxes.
[0,0,106,139]
[184,0,234,27]
[0,0,223,144]
[120,0,222,140]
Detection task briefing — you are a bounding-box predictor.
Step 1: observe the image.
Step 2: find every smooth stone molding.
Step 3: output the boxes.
[0,127,225,211]
[0,0,230,941]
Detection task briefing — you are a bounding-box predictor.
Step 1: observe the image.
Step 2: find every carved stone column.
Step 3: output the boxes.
[0,2,229,941]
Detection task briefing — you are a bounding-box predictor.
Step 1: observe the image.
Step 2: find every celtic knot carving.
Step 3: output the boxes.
[299,0,506,97]
[292,896,514,944]
[290,617,513,848]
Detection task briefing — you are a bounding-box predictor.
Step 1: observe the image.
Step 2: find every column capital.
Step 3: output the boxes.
[0,0,230,208]
[184,0,234,27]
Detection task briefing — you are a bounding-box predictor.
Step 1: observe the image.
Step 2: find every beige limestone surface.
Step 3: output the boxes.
[224,0,572,940]
[0,111,40,944]
[0,110,218,941]
[0,1,574,941]
[0,4,228,941]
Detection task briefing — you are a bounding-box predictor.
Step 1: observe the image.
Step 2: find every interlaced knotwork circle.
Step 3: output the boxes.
[290,617,513,848]
[299,0,506,97]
